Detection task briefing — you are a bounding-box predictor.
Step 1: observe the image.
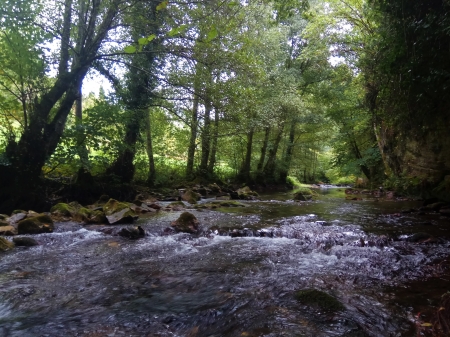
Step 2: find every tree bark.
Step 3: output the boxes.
[186,65,201,179]
[199,85,212,176]
[207,108,219,175]
[145,111,156,186]
[238,126,254,182]
[279,121,296,183]
[263,125,285,181]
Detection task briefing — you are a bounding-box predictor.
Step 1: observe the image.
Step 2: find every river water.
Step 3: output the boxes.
[0,187,449,336]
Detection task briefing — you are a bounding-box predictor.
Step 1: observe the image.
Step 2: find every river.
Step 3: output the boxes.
[0,187,449,336]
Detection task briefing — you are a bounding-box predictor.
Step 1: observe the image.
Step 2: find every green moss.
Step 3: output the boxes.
[17,214,54,235]
[103,199,130,215]
[50,203,73,217]
[295,289,345,312]
[12,210,27,215]
[0,237,14,251]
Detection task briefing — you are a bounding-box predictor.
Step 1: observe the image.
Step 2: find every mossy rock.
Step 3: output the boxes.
[171,212,199,234]
[0,214,9,220]
[17,214,54,235]
[293,187,316,201]
[12,210,27,215]
[181,189,201,204]
[0,237,14,251]
[50,203,73,217]
[197,201,246,209]
[237,186,259,200]
[89,210,107,223]
[295,289,345,312]
[103,199,137,225]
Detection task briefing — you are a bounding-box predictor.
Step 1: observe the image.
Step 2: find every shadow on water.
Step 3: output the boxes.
[0,187,449,336]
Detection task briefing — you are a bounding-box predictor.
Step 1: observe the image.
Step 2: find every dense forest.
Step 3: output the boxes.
[0,0,449,213]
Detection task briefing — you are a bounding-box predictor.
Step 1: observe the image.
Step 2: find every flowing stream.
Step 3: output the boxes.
[1,187,450,336]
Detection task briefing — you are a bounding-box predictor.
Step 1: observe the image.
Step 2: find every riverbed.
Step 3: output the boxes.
[0,187,449,336]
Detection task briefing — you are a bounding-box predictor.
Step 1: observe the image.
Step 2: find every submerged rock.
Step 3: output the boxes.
[295,289,345,312]
[13,237,39,247]
[171,212,199,234]
[118,226,145,239]
[0,237,14,251]
[103,199,138,225]
[17,214,54,235]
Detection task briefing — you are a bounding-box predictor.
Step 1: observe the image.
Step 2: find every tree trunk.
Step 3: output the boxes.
[75,83,89,169]
[257,127,270,173]
[279,121,296,183]
[238,126,254,182]
[207,108,219,175]
[145,110,156,186]
[186,67,201,179]
[199,88,212,176]
[263,125,284,181]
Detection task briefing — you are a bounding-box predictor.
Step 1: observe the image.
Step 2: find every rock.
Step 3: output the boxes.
[0,219,10,227]
[0,226,16,236]
[50,202,73,217]
[118,226,145,239]
[103,199,137,225]
[208,183,222,193]
[295,289,345,312]
[440,208,450,216]
[147,203,161,210]
[406,232,442,243]
[12,209,27,215]
[13,237,39,247]
[293,191,312,201]
[196,201,246,209]
[0,214,9,220]
[50,202,95,222]
[96,194,110,205]
[0,237,14,251]
[167,201,186,211]
[17,214,54,235]
[425,202,448,211]
[9,212,27,224]
[216,195,231,200]
[236,186,259,200]
[171,212,199,234]
[181,189,201,204]
[89,210,107,223]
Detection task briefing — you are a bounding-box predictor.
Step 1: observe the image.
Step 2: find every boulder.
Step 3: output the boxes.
[425,202,448,211]
[0,226,16,236]
[167,201,186,211]
[236,186,259,200]
[118,226,146,239]
[0,214,9,220]
[295,289,345,313]
[17,214,54,235]
[0,237,14,251]
[171,212,199,234]
[208,183,222,193]
[216,195,231,200]
[13,237,39,247]
[103,199,137,225]
[0,219,10,227]
[293,191,312,201]
[181,189,201,204]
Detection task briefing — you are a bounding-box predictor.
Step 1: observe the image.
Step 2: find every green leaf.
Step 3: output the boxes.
[147,34,156,42]
[206,26,218,41]
[156,1,168,11]
[138,37,147,45]
[167,26,187,37]
[124,45,137,54]
[228,1,239,6]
